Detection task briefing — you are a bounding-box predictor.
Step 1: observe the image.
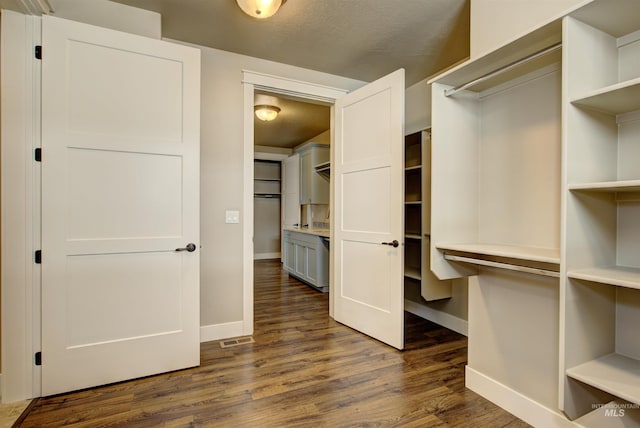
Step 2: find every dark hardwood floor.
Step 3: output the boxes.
[17,260,529,427]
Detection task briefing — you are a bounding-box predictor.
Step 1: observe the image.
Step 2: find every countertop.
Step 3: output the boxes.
[283,226,330,238]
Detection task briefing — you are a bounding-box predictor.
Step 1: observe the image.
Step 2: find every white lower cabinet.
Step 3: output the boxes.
[282,230,329,292]
[283,236,295,272]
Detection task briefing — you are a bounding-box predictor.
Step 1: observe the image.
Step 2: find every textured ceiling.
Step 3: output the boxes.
[109,0,470,148]
[111,0,470,87]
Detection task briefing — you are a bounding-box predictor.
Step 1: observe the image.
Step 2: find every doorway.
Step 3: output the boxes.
[241,72,347,332]
[252,91,331,265]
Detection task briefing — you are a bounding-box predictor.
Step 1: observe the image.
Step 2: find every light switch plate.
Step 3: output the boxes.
[225,210,240,224]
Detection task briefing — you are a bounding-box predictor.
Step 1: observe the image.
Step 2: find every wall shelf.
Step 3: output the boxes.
[568,266,640,290]
[404,267,421,281]
[569,180,640,193]
[571,77,640,115]
[567,353,640,406]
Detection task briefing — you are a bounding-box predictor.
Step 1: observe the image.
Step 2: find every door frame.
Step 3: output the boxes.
[241,71,349,329]
[1,11,42,402]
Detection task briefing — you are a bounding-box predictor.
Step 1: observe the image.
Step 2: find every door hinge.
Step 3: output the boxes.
[35,45,42,60]
[35,250,42,264]
[35,148,42,162]
[35,352,42,366]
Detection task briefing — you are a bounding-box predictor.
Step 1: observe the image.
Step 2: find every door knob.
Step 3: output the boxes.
[381,240,399,248]
[176,243,197,252]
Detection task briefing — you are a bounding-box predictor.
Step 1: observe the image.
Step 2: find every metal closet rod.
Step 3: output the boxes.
[444,42,562,97]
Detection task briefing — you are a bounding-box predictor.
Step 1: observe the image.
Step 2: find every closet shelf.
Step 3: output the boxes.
[254,178,281,182]
[437,243,560,265]
[428,19,562,91]
[569,179,640,193]
[444,254,559,278]
[566,353,640,406]
[571,76,640,115]
[404,201,422,205]
[568,266,640,290]
[404,266,421,281]
[405,165,422,172]
[405,234,422,240]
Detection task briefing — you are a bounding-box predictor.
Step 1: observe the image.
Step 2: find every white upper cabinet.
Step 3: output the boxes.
[298,144,329,205]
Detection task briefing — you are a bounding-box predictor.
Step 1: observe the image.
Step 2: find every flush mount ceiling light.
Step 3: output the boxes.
[254,104,281,121]
[236,0,284,19]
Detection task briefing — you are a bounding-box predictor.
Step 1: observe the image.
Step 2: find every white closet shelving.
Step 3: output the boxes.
[254,160,282,259]
[254,160,281,198]
[428,0,640,424]
[404,130,451,301]
[430,41,562,281]
[561,5,640,420]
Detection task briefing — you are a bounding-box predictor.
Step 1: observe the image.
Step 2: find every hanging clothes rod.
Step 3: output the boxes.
[444,43,562,97]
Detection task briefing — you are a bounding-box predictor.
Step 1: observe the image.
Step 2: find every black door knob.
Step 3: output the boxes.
[381,240,399,248]
[176,243,197,252]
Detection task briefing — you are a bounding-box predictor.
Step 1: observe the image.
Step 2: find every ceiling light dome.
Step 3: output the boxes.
[254,104,281,121]
[236,0,283,19]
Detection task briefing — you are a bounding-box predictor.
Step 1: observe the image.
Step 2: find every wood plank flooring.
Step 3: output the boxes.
[17,260,530,427]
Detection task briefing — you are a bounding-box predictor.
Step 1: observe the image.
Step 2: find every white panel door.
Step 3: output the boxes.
[333,69,405,349]
[41,16,201,396]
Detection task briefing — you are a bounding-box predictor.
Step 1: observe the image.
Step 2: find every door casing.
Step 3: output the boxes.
[241,72,348,324]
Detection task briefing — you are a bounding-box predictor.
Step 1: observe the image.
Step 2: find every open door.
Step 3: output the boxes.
[41,16,201,395]
[333,69,405,350]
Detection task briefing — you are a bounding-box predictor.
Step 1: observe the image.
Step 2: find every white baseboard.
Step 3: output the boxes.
[253,252,281,260]
[200,321,245,343]
[466,366,575,428]
[404,299,468,336]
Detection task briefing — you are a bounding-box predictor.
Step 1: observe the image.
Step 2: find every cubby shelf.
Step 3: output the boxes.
[571,77,640,115]
[567,353,640,406]
[568,266,640,290]
[569,179,640,193]
[404,267,421,281]
[403,130,451,301]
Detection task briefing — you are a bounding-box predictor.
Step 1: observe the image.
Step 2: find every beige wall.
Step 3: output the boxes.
[49,0,160,38]
[470,0,587,58]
